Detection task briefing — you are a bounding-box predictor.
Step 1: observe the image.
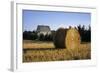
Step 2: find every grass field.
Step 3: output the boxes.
[23,40,55,49]
[23,40,91,62]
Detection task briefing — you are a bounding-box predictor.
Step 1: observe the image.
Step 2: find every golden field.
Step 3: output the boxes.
[23,40,91,62]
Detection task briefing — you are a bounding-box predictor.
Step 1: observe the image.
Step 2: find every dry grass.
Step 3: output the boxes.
[23,40,91,62]
[23,40,55,49]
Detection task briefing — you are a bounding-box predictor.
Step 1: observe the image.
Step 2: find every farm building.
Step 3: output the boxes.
[36,25,51,36]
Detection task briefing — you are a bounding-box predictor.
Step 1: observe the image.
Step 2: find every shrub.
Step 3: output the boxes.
[39,33,45,41]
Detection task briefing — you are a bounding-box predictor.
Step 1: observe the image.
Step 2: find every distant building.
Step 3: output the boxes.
[36,25,51,36]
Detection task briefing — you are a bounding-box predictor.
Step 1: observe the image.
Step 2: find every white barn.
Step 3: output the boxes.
[36,25,51,36]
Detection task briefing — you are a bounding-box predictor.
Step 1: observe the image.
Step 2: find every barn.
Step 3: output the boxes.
[36,25,51,36]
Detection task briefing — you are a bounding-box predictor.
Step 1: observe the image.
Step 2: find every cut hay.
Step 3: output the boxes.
[53,28,67,48]
[65,28,81,50]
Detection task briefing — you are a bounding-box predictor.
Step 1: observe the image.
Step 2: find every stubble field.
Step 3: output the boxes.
[23,40,91,62]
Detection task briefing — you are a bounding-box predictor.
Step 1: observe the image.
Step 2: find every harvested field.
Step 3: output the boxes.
[23,40,55,49]
[23,40,91,62]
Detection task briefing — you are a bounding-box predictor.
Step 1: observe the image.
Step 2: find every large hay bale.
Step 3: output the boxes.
[65,28,80,50]
[53,28,67,48]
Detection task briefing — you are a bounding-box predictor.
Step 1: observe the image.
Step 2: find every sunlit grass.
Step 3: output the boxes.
[23,40,91,62]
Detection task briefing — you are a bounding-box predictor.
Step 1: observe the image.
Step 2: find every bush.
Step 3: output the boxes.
[23,31,38,40]
[39,33,45,41]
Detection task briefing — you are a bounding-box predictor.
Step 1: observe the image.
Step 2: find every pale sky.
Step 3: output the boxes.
[23,10,91,31]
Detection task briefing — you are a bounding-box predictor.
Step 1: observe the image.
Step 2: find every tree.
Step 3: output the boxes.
[39,33,44,41]
[77,25,91,42]
[23,30,38,40]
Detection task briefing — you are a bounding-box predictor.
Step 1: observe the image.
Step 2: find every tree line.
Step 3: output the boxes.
[23,30,56,41]
[77,25,91,42]
[23,25,91,42]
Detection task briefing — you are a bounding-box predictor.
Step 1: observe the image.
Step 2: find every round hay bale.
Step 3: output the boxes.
[65,28,81,50]
[53,28,67,48]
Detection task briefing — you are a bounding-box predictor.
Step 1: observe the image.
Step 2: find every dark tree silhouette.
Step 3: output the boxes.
[39,33,44,41]
[77,25,91,42]
[23,31,38,40]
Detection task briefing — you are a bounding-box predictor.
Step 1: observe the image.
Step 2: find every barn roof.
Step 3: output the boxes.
[37,25,51,32]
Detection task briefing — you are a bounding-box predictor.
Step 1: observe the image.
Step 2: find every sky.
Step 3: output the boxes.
[23,10,91,31]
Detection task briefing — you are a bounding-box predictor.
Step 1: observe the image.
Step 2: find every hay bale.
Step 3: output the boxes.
[53,28,67,48]
[65,28,80,50]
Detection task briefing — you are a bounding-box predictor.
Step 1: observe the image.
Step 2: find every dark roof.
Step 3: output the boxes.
[37,25,51,32]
